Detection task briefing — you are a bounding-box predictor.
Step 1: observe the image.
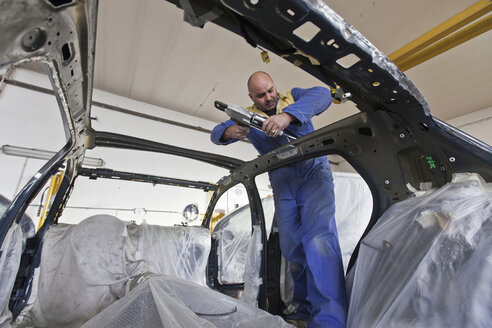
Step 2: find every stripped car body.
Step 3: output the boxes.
[0,0,491,324]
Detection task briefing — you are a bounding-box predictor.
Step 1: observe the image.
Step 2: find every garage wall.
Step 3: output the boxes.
[0,68,270,227]
[1,68,490,227]
[446,106,492,147]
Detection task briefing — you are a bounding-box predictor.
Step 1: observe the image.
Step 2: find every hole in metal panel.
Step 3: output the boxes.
[47,0,73,7]
[358,127,373,137]
[61,43,72,62]
[333,43,339,48]
[418,122,429,131]
[326,39,335,46]
[368,68,373,73]
[336,53,360,69]
[372,81,380,87]
[287,9,295,16]
[293,21,320,42]
[322,138,334,145]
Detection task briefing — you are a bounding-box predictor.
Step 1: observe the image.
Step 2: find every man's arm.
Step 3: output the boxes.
[283,86,332,124]
[261,87,332,137]
[261,112,295,137]
[211,119,250,145]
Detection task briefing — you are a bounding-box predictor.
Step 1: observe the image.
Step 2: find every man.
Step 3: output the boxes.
[211,72,347,328]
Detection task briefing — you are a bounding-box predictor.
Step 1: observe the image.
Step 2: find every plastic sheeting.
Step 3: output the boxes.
[215,197,275,285]
[347,173,492,327]
[0,196,35,252]
[14,215,211,328]
[214,172,372,311]
[240,225,262,306]
[333,172,373,271]
[215,172,373,286]
[81,274,293,328]
[126,221,211,286]
[0,224,23,328]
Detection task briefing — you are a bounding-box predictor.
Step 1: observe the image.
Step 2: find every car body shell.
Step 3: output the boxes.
[0,0,491,320]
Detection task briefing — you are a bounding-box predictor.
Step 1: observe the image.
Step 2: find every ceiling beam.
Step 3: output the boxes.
[389,0,492,65]
[396,13,491,71]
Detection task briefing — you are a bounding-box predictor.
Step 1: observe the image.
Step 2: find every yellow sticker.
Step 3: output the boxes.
[261,50,270,63]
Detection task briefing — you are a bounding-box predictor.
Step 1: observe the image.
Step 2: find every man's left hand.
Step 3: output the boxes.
[262,113,295,137]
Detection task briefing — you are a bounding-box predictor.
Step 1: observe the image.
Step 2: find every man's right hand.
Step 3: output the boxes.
[223,124,250,141]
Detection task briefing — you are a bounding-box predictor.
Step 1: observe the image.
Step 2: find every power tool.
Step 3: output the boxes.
[214,100,296,141]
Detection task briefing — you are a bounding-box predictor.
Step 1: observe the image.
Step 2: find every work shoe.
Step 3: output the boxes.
[285,319,308,328]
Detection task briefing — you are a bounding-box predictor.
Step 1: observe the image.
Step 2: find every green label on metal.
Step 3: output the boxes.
[426,156,436,169]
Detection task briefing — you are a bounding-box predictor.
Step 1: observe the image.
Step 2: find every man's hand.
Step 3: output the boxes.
[223,124,250,141]
[262,112,295,137]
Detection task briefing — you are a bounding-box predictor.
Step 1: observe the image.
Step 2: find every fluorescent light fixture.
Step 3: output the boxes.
[2,144,105,168]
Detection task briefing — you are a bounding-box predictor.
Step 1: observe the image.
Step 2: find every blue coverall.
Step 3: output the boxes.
[211,87,347,328]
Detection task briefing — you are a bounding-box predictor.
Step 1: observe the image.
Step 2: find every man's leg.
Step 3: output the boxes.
[273,188,310,321]
[298,164,347,328]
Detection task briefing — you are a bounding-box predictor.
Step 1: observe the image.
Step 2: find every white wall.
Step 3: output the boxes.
[2,68,489,228]
[0,68,270,227]
[446,106,492,147]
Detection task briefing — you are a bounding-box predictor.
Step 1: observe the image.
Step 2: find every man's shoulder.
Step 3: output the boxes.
[279,90,294,100]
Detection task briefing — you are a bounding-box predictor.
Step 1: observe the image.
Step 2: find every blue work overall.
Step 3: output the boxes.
[211,87,347,327]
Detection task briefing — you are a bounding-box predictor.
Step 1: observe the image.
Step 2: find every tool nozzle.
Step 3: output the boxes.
[214,101,228,112]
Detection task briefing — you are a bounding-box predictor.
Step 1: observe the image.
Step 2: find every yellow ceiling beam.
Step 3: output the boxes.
[389,0,492,65]
[397,14,492,72]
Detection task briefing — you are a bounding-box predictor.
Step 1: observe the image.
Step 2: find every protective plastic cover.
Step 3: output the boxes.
[216,197,275,285]
[0,224,23,328]
[347,173,492,327]
[14,215,211,327]
[216,172,372,286]
[81,274,293,328]
[240,225,262,306]
[333,172,373,271]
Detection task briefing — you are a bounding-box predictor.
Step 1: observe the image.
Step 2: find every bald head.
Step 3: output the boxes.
[247,71,279,112]
[247,71,273,93]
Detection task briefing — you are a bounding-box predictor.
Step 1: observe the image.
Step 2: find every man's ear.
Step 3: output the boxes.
[248,93,253,102]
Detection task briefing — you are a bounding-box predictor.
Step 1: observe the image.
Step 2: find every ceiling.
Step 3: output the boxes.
[30,0,492,129]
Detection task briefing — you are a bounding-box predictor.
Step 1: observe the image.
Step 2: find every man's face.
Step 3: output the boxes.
[248,74,279,112]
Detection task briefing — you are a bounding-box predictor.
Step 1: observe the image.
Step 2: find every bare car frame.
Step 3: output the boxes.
[1,0,491,322]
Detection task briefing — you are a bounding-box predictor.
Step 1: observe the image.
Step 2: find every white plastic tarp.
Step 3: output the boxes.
[14,215,211,327]
[81,274,293,328]
[240,225,262,306]
[216,197,274,285]
[347,173,492,327]
[333,172,373,271]
[216,172,373,288]
[0,224,23,328]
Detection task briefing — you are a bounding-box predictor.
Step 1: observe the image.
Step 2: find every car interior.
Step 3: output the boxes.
[0,0,491,327]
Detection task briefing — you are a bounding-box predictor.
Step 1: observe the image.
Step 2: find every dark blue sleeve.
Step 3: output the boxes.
[210,119,238,145]
[282,86,333,124]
